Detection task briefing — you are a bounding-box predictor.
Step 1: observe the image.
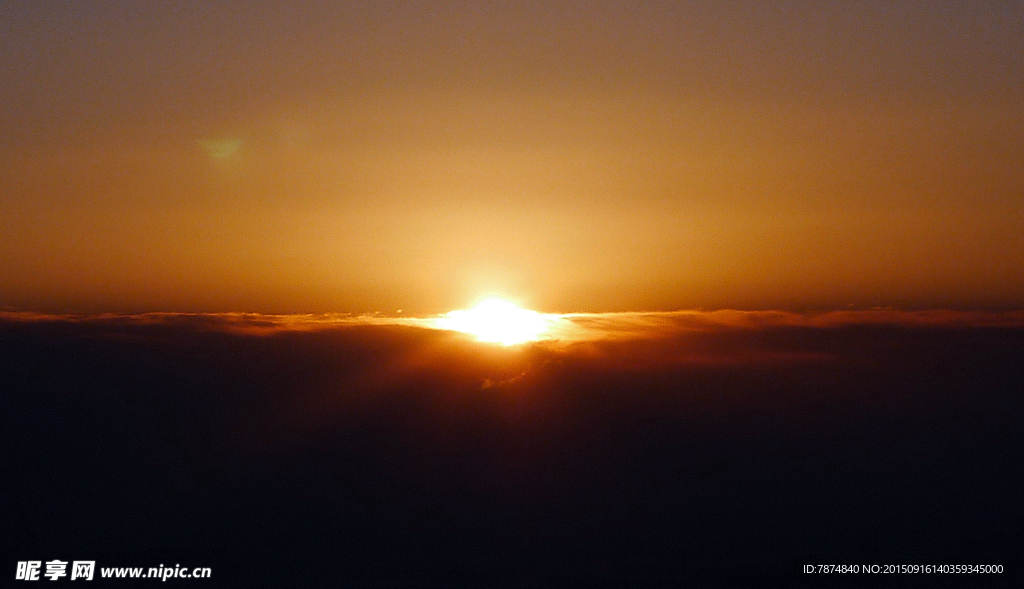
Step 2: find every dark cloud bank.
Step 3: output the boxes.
[3,312,1022,587]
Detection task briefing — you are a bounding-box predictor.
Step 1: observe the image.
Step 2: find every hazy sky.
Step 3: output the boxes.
[2,1,1022,313]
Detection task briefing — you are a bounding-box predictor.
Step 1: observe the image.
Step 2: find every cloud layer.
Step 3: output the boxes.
[4,310,1022,585]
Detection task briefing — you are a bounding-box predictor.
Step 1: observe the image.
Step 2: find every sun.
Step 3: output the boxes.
[434,298,556,345]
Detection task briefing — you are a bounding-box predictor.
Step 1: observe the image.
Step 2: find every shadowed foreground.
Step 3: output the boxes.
[3,313,1022,586]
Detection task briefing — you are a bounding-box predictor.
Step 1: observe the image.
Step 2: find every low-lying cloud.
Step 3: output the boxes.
[4,308,1022,585]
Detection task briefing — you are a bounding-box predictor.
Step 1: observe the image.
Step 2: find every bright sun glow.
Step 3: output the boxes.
[435,298,556,345]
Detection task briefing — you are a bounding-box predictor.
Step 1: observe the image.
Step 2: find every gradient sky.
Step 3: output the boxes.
[2,1,1022,314]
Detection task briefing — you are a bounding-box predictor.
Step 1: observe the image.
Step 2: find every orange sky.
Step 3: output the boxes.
[2,2,1022,314]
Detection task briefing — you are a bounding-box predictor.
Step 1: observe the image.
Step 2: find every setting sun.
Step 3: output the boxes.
[434,298,556,345]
